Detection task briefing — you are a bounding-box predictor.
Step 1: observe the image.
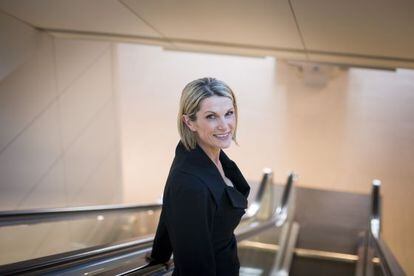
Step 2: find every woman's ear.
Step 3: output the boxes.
[182,115,197,132]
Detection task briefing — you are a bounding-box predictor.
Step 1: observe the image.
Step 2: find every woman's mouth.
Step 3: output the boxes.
[213,132,231,140]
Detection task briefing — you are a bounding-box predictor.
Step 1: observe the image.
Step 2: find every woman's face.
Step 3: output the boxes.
[185,96,236,153]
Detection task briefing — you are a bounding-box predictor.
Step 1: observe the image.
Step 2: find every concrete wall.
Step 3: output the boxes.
[116,43,414,274]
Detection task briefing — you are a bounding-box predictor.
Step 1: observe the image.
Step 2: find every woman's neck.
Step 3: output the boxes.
[197,142,220,165]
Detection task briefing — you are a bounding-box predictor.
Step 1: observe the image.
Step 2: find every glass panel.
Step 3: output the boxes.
[0,180,288,275]
[238,183,295,275]
[239,226,284,275]
[0,208,161,265]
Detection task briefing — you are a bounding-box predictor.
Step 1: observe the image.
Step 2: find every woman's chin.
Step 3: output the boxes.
[218,140,232,149]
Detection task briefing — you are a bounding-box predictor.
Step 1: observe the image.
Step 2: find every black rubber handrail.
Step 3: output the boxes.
[245,168,273,217]
[0,168,272,227]
[274,172,296,226]
[280,172,295,210]
[0,169,272,227]
[0,203,162,227]
[0,236,154,275]
[368,180,405,276]
[371,235,405,276]
[370,179,381,238]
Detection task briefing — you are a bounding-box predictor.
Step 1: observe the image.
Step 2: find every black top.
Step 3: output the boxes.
[150,141,250,276]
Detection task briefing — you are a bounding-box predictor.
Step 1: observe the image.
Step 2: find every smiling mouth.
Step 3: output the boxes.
[213,132,231,140]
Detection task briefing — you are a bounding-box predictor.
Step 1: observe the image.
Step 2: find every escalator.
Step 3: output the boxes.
[0,203,162,275]
[236,179,405,276]
[0,170,284,275]
[0,171,405,275]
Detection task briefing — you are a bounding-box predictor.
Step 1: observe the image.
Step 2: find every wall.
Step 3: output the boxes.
[0,11,123,264]
[0,11,123,210]
[117,43,414,274]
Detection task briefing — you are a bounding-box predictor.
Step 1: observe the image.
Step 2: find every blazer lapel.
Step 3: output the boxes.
[225,186,248,209]
[173,141,250,205]
[220,151,250,197]
[174,142,224,205]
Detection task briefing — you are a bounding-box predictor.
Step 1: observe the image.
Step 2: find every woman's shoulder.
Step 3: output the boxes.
[167,169,207,192]
[165,168,224,207]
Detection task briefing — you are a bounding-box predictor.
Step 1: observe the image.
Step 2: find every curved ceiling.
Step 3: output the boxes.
[1,0,413,69]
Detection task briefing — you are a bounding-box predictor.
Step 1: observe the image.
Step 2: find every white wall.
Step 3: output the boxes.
[0,11,123,264]
[116,43,414,274]
[0,11,123,210]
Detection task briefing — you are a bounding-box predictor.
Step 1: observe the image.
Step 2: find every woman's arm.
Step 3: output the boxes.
[149,207,173,264]
[167,172,216,275]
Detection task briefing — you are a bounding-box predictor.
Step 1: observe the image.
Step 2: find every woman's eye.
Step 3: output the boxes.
[206,114,216,119]
[226,111,234,116]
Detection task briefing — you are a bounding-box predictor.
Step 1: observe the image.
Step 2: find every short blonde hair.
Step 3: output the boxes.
[178,77,238,150]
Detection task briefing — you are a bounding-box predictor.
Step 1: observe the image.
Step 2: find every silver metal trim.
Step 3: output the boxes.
[245,169,273,218]
[238,240,280,252]
[295,248,358,263]
[272,221,291,272]
[0,203,162,217]
[0,203,163,227]
[238,240,359,263]
[355,231,369,276]
[280,222,300,274]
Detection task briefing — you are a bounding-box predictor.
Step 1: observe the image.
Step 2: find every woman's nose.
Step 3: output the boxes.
[217,117,228,130]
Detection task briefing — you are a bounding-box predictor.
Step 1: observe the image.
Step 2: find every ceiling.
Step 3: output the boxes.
[1,0,414,69]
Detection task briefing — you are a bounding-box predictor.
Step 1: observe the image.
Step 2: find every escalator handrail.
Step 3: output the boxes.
[0,203,162,226]
[0,167,273,226]
[0,170,266,274]
[370,179,381,238]
[0,170,291,275]
[245,168,272,217]
[274,172,297,226]
[368,180,405,276]
[0,236,154,275]
[370,234,405,276]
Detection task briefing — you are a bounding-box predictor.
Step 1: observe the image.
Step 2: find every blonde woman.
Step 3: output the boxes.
[148,77,250,275]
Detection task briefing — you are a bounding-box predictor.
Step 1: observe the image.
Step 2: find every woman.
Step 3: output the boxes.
[148,77,250,275]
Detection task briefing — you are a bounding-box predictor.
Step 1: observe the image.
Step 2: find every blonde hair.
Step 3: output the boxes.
[178,77,238,150]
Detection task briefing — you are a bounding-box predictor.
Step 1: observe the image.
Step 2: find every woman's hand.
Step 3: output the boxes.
[145,252,154,264]
[145,252,173,270]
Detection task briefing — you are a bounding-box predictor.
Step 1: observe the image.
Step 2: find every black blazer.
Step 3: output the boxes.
[150,141,250,276]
